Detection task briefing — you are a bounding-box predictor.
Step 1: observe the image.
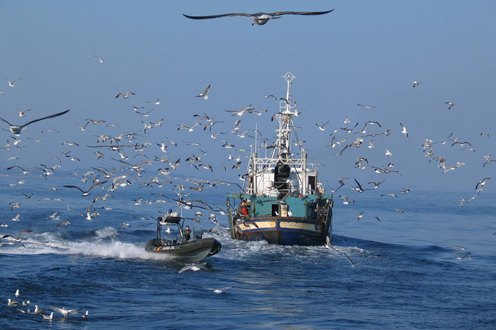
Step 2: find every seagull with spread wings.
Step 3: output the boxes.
[0,109,70,135]
[183,9,334,25]
[63,180,108,197]
[196,84,211,100]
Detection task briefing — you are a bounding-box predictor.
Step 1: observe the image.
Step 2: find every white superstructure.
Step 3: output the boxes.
[246,72,320,198]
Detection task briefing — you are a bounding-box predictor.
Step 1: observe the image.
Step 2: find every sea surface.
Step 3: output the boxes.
[0,174,495,329]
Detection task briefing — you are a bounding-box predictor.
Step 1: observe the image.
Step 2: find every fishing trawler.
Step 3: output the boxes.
[226,72,333,246]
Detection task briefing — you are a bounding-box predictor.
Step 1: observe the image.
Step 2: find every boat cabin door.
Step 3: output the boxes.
[280,204,288,217]
[272,203,288,217]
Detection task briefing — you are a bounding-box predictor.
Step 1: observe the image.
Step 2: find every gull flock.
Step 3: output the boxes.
[4,289,89,322]
[0,61,493,244]
[1,67,492,251]
[1,8,494,322]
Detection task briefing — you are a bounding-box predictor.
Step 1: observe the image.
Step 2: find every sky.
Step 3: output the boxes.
[1,0,495,196]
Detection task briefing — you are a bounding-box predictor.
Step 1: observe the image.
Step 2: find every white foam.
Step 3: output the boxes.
[94,226,119,239]
[1,232,173,261]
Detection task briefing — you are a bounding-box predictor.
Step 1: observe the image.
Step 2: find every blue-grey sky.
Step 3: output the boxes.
[1,1,495,195]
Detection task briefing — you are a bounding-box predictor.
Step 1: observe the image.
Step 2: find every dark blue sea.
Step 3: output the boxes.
[1,173,495,329]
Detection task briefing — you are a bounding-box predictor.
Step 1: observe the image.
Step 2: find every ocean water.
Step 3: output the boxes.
[0,174,495,329]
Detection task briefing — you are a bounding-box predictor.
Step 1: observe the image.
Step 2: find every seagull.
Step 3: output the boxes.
[82,207,100,221]
[225,105,255,117]
[343,252,357,267]
[451,140,475,152]
[41,312,54,320]
[475,177,490,192]
[183,9,334,26]
[18,109,31,117]
[134,108,155,117]
[368,180,385,189]
[9,201,21,210]
[176,122,200,132]
[33,304,44,315]
[178,263,208,273]
[354,157,368,169]
[399,122,408,138]
[93,55,104,63]
[6,165,29,175]
[360,120,382,134]
[146,98,161,105]
[454,246,471,260]
[157,142,168,153]
[412,80,420,88]
[58,220,71,227]
[483,155,496,167]
[339,195,355,205]
[207,287,231,294]
[445,100,455,110]
[196,84,211,100]
[331,177,348,192]
[356,211,364,221]
[2,234,25,244]
[50,306,78,318]
[264,94,283,102]
[316,120,330,131]
[63,180,108,196]
[115,91,135,99]
[356,103,376,110]
[352,178,367,193]
[0,109,70,135]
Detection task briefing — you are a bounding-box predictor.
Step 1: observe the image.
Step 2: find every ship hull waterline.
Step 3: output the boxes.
[229,212,333,246]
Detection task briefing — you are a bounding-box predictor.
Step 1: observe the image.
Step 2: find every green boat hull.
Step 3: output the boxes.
[227,194,333,246]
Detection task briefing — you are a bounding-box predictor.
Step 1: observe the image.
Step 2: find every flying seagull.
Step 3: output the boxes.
[196,84,211,100]
[178,262,208,273]
[183,9,334,26]
[115,91,135,99]
[63,180,108,196]
[0,109,70,135]
[445,100,455,110]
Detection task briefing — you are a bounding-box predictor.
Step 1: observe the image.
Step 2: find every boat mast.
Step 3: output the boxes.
[274,72,297,161]
[247,72,308,196]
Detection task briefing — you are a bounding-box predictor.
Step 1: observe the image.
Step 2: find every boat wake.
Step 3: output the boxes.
[208,230,368,262]
[2,226,450,268]
[0,226,175,261]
